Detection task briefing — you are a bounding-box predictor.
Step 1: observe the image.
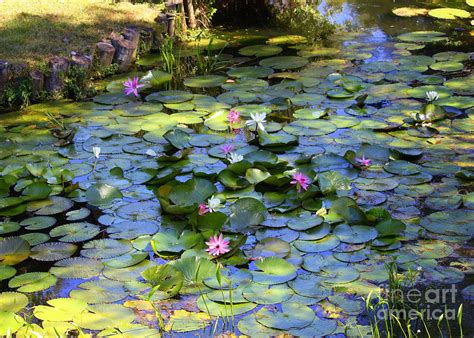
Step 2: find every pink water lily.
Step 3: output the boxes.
[220,144,234,154]
[206,234,230,256]
[123,77,145,97]
[227,109,241,124]
[198,203,209,216]
[291,172,310,192]
[355,155,372,167]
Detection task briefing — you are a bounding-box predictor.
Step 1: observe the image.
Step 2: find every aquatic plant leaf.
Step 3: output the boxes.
[49,222,100,242]
[141,264,183,298]
[239,44,282,57]
[50,257,104,279]
[255,302,315,330]
[229,197,268,232]
[428,8,471,20]
[165,309,212,332]
[0,236,30,265]
[85,183,123,206]
[0,292,28,312]
[8,272,57,292]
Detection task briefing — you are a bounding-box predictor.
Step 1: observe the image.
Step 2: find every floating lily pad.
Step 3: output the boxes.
[243,284,293,304]
[49,222,100,242]
[165,309,212,332]
[428,8,471,20]
[0,292,28,312]
[255,302,315,330]
[31,242,77,261]
[397,31,448,43]
[184,75,227,88]
[260,56,309,70]
[239,44,283,57]
[251,257,297,284]
[0,236,30,265]
[227,66,274,78]
[8,272,57,292]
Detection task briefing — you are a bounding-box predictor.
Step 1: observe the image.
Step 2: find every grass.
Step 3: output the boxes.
[0,0,164,67]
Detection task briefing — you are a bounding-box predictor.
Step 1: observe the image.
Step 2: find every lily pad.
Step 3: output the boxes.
[255,302,315,330]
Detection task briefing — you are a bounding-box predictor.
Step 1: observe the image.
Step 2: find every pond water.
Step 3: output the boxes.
[0,1,473,337]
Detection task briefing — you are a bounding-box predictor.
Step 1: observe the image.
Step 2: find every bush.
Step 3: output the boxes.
[271,4,336,42]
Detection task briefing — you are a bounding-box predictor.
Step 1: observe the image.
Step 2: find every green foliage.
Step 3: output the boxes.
[63,66,95,101]
[271,4,336,42]
[1,78,32,108]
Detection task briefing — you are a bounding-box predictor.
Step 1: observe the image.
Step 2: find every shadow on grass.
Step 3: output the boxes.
[0,5,157,66]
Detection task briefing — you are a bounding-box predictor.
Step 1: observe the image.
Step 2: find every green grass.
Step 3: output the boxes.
[0,0,164,67]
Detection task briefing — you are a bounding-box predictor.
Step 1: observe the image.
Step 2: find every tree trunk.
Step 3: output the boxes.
[123,28,141,60]
[185,0,197,29]
[110,33,137,72]
[71,54,92,71]
[30,70,44,99]
[45,56,69,92]
[180,3,187,33]
[94,42,116,67]
[0,61,9,94]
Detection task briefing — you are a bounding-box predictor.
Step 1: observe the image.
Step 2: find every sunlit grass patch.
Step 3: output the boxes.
[0,0,164,66]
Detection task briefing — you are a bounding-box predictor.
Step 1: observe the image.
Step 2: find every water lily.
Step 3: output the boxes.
[92,146,101,159]
[92,146,101,171]
[207,195,222,212]
[145,149,157,157]
[220,144,234,154]
[227,152,244,164]
[123,77,145,97]
[246,112,267,131]
[355,155,372,167]
[291,172,310,192]
[206,233,230,256]
[425,91,439,102]
[227,109,241,124]
[198,203,209,216]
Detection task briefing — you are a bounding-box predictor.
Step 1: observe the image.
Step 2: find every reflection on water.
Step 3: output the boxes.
[318,0,472,36]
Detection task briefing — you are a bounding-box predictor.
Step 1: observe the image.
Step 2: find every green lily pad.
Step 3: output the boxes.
[165,309,211,332]
[0,312,25,335]
[333,224,378,244]
[50,257,104,279]
[8,272,57,292]
[0,236,30,265]
[428,8,471,20]
[227,66,274,78]
[260,56,309,70]
[430,61,464,72]
[49,222,100,242]
[420,210,474,236]
[251,257,297,284]
[0,292,28,312]
[239,44,283,57]
[255,302,315,330]
[243,283,294,304]
[31,242,77,261]
[397,31,448,43]
[184,75,227,88]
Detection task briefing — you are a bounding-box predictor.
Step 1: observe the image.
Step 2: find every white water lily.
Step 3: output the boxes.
[425,91,439,102]
[207,195,222,212]
[227,152,244,164]
[92,146,101,159]
[245,112,267,131]
[145,149,157,157]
